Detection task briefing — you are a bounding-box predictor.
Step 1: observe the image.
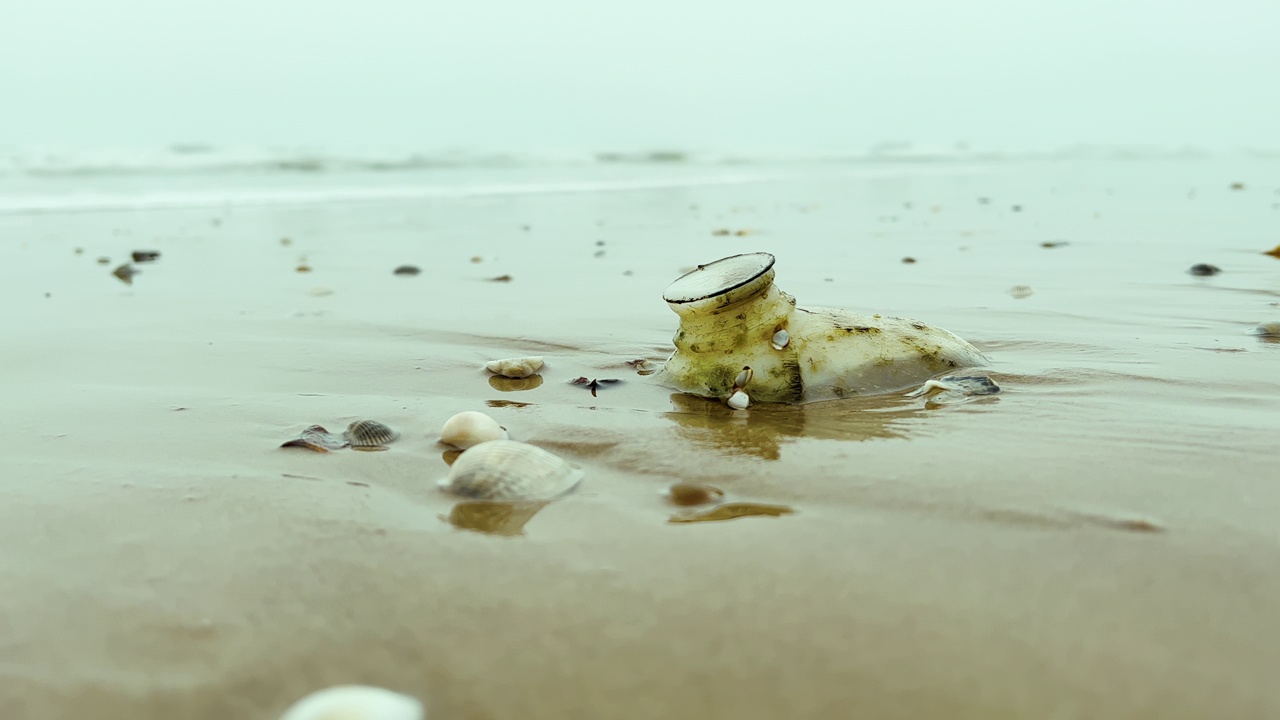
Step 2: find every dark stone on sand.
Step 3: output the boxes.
[1188,263,1221,276]
[393,265,421,276]
[131,250,161,263]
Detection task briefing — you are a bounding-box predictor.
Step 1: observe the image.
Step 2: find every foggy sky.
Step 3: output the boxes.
[3,0,1277,152]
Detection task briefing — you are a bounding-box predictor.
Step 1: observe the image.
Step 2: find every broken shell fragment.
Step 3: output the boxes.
[278,685,424,720]
[439,411,508,449]
[770,329,789,350]
[345,419,399,449]
[439,440,583,502]
[485,356,545,379]
[907,375,1002,405]
[280,425,349,452]
[726,389,750,410]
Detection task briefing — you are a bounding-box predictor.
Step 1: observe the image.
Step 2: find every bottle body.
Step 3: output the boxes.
[654,253,987,404]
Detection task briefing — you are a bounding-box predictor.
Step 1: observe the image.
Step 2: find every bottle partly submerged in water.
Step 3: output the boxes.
[653,252,987,407]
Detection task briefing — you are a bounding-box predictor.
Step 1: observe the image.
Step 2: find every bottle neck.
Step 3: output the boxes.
[669,283,796,354]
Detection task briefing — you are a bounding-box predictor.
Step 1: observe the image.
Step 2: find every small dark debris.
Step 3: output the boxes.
[74,247,84,255]
[1230,182,1245,191]
[595,240,605,246]
[44,292,51,298]
[712,229,731,236]
[594,250,606,258]
[131,250,161,263]
[623,270,634,276]
[1040,241,1068,248]
[1188,263,1221,276]
[296,264,312,273]
[488,274,513,282]
[96,256,111,265]
[112,264,138,285]
[393,265,421,276]
[570,377,621,398]
[1262,244,1280,259]
[901,257,917,264]
[1011,205,1023,212]
[824,277,833,282]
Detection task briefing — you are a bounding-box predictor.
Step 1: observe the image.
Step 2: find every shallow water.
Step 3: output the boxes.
[2,156,1279,719]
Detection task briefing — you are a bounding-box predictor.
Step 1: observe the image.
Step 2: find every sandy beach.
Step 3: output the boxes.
[3,156,1279,719]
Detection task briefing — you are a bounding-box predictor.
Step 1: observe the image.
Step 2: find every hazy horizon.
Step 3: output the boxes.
[3,0,1278,153]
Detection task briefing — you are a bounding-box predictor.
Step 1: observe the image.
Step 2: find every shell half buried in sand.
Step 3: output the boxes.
[438,410,508,449]
[278,685,424,720]
[439,440,583,502]
[345,419,399,450]
[484,356,545,378]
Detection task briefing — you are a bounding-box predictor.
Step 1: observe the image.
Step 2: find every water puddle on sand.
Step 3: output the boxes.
[668,502,795,524]
[442,500,550,536]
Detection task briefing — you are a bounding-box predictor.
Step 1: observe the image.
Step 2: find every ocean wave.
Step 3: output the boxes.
[0,174,772,215]
[1,143,1241,179]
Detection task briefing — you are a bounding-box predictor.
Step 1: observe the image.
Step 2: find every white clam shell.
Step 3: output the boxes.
[770,328,789,350]
[439,411,508,449]
[726,389,750,410]
[279,685,424,720]
[439,440,583,501]
[484,356,545,378]
[733,366,753,389]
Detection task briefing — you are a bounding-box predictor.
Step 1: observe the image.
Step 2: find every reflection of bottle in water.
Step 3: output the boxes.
[654,253,987,407]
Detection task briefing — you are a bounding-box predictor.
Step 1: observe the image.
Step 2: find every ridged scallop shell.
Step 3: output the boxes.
[278,685,424,720]
[484,356,544,378]
[439,440,583,501]
[439,411,508,449]
[345,419,399,448]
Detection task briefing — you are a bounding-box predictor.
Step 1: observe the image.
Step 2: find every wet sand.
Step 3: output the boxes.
[3,158,1280,719]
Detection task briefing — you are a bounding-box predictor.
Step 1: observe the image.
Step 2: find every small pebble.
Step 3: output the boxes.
[901,257,917,264]
[1188,263,1221,276]
[393,265,421,276]
[131,250,161,263]
[112,264,138,285]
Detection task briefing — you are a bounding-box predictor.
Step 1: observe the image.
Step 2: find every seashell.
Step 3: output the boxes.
[281,425,349,452]
[345,419,399,450]
[770,328,789,350]
[439,411,508,449]
[439,440,583,501]
[907,375,1001,405]
[733,366,753,390]
[726,389,750,410]
[278,685,424,720]
[485,356,544,378]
